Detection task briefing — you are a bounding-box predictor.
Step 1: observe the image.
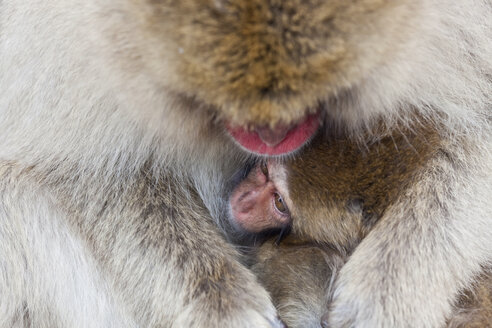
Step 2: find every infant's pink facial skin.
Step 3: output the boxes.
[229,161,291,233]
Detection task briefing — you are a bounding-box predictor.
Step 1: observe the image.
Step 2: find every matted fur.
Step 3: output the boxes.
[0,0,491,327]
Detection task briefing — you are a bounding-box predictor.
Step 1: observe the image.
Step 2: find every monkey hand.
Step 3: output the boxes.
[323,219,466,328]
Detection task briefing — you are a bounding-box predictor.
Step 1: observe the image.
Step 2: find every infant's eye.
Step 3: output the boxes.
[260,162,269,177]
[274,193,287,213]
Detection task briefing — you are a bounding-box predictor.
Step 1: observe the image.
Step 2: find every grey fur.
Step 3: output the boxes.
[0,1,281,327]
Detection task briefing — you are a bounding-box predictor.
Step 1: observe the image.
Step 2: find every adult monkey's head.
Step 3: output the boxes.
[128,0,420,155]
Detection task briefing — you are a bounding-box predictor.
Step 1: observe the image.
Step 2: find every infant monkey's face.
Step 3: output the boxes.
[229,153,366,249]
[229,161,293,234]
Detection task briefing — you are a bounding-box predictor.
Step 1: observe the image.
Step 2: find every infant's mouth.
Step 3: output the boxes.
[225,112,321,156]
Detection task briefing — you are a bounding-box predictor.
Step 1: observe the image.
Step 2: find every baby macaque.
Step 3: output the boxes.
[230,131,492,328]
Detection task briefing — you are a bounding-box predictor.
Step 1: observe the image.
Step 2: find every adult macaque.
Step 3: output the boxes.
[1,0,490,327]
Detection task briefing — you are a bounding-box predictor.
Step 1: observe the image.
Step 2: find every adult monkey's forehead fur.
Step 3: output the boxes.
[0,0,491,328]
[134,0,414,127]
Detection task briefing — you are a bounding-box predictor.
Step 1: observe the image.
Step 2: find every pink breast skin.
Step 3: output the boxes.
[226,112,320,156]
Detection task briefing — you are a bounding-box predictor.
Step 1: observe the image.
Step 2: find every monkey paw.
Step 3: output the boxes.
[321,255,401,328]
[322,254,445,328]
[173,293,285,328]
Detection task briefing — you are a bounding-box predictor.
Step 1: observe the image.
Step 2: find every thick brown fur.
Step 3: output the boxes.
[131,0,416,127]
[286,119,442,249]
[252,236,343,328]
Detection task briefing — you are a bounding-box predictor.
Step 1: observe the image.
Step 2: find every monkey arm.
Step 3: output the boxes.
[327,141,492,328]
[0,164,283,328]
[0,165,134,327]
[87,176,282,327]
